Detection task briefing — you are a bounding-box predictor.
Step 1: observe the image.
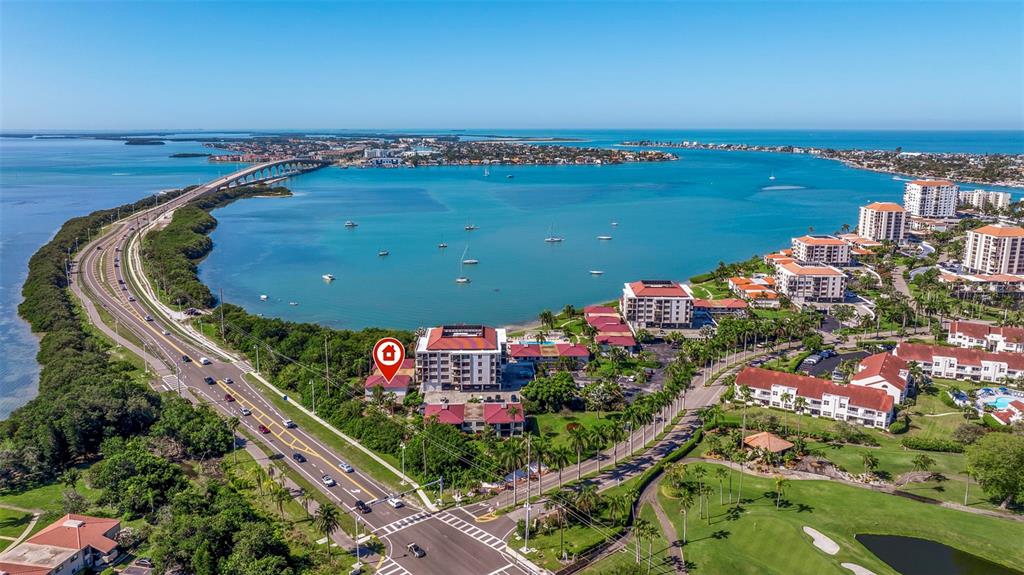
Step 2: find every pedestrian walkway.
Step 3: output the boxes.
[645,483,685,573]
[376,558,414,575]
[436,511,509,551]
[374,512,431,536]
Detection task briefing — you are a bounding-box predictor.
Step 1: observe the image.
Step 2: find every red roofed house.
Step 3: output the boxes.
[424,401,524,436]
[991,400,1024,426]
[0,514,120,575]
[693,298,749,316]
[894,342,1024,384]
[508,343,590,367]
[364,358,415,400]
[736,367,894,428]
[850,352,913,404]
[424,402,466,426]
[948,321,1024,354]
[620,280,694,331]
[415,325,507,392]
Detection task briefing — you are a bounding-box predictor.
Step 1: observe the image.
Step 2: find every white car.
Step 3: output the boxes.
[283,419,296,428]
[386,496,404,509]
[338,461,354,473]
[321,474,337,487]
[199,357,212,365]
[239,407,252,416]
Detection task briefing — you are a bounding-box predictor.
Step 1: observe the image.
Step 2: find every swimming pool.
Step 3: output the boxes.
[990,397,1012,409]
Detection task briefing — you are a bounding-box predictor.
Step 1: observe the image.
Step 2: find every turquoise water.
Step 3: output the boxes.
[991,397,1012,409]
[2,130,1022,416]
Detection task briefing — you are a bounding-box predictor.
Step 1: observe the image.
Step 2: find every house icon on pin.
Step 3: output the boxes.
[381,344,397,362]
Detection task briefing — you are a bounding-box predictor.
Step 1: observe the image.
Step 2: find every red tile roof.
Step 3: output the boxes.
[694,298,748,310]
[364,374,412,391]
[586,315,622,328]
[950,321,1024,344]
[780,262,845,277]
[597,334,637,347]
[743,431,794,453]
[508,343,590,359]
[992,410,1014,425]
[909,179,954,187]
[424,403,466,425]
[970,224,1024,238]
[794,235,847,246]
[483,403,525,424]
[627,280,691,298]
[0,563,52,575]
[736,367,893,412]
[596,323,632,336]
[863,202,905,212]
[852,352,909,391]
[583,305,618,315]
[426,325,499,351]
[894,342,1024,371]
[28,514,119,554]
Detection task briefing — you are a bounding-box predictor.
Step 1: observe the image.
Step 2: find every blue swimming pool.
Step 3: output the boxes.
[991,397,1012,409]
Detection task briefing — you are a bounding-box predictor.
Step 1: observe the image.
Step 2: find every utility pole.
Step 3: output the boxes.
[310,379,315,414]
[400,443,407,485]
[522,500,531,553]
[219,287,225,339]
[254,344,260,373]
[355,516,361,565]
[324,335,330,394]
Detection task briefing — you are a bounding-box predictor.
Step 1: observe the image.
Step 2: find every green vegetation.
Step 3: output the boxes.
[0,507,32,538]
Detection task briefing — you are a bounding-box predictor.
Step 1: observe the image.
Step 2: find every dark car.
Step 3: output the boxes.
[182,355,192,363]
[204,376,216,385]
[224,394,235,402]
[292,452,307,463]
[258,424,271,434]
[354,500,371,514]
[407,543,426,558]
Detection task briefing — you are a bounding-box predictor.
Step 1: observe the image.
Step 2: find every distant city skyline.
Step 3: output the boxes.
[1,1,1022,131]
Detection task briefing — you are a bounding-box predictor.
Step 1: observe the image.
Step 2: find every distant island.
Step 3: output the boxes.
[170,152,211,158]
[124,138,165,146]
[622,140,1024,188]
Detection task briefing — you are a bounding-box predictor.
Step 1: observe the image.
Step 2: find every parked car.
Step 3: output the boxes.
[338,461,354,473]
[407,543,426,558]
[292,452,307,463]
[135,558,154,568]
[258,424,271,434]
[322,474,337,487]
[386,496,404,508]
[354,500,371,513]
[224,394,235,402]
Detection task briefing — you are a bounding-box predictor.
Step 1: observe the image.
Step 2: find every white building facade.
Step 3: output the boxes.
[774,262,847,303]
[415,325,507,392]
[958,189,1012,211]
[903,180,958,218]
[963,224,1024,275]
[620,280,694,330]
[857,202,907,243]
[791,235,852,266]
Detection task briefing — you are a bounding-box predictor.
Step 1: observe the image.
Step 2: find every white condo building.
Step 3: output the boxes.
[620,280,694,331]
[903,180,958,218]
[415,325,507,392]
[791,235,852,265]
[963,224,1024,275]
[958,189,1012,211]
[857,202,907,243]
[774,262,847,303]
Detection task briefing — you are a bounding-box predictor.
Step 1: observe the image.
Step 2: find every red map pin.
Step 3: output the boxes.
[372,337,406,383]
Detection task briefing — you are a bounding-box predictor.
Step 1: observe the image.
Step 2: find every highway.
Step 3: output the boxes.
[69,162,534,575]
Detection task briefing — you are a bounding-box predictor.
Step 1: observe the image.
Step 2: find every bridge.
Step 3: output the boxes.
[216,157,330,189]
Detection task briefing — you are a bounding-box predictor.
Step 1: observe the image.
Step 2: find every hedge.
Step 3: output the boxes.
[900,436,965,453]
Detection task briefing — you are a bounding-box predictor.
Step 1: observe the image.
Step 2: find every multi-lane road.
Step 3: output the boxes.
[70,163,534,575]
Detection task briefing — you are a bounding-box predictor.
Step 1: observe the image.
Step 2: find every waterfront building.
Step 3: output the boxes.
[939,269,1024,296]
[903,180,958,218]
[727,276,780,308]
[415,325,507,392]
[735,367,894,429]
[424,401,525,436]
[850,352,913,404]
[893,342,1024,384]
[620,280,694,331]
[948,321,1024,353]
[958,189,1012,211]
[693,298,748,316]
[774,262,847,303]
[364,358,415,400]
[0,514,121,575]
[963,224,1024,275]
[508,342,590,367]
[791,235,851,265]
[857,202,907,243]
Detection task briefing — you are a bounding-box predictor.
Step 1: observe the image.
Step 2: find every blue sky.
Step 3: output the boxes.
[2,1,1021,130]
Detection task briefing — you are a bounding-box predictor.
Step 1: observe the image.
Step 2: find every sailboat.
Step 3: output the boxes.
[544,224,564,243]
[483,167,490,177]
[456,246,471,284]
[769,170,776,181]
[438,240,448,249]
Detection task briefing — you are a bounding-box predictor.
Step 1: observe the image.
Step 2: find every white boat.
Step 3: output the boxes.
[344,220,358,228]
[456,246,472,283]
[259,294,269,301]
[506,174,514,179]
[590,270,604,275]
[378,250,390,257]
[289,301,299,306]
[455,276,471,284]
[610,222,619,227]
[462,258,479,265]
[544,224,564,243]
[769,171,776,181]
[322,273,335,281]
[438,242,448,249]
[597,235,613,241]
[464,224,478,231]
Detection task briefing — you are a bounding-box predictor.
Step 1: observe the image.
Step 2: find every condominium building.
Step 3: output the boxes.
[791,235,851,265]
[893,342,1024,384]
[735,367,894,429]
[857,202,907,243]
[850,352,913,404]
[415,325,507,392]
[958,189,1012,211]
[0,514,121,575]
[774,262,847,303]
[948,321,1024,353]
[963,224,1024,275]
[424,401,525,436]
[903,180,958,218]
[620,280,694,331]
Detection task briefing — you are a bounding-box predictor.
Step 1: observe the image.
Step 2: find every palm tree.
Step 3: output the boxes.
[549,445,572,488]
[779,391,793,435]
[774,476,788,509]
[714,467,728,506]
[608,424,628,466]
[792,396,808,438]
[498,438,526,505]
[676,482,695,545]
[691,466,707,520]
[861,451,879,476]
[575,483,601,516]
[271,481,290,518]
[546,490,572,559]
[567,424,591,480]
[539,309,556,330]
[912,454,936,475]
[298,489,312,520]
[637,517,659,573]
[739,385,753,447]
[250,465,266,495]
[531,435,552,496]
[734,450,750,505]
[591,423,611,472]
[314,504,341,560]
[632,517,653,565]
[609,493,632,525]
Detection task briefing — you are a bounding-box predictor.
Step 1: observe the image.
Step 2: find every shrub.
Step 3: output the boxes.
[900,436,964,453]
[888,419,910,434]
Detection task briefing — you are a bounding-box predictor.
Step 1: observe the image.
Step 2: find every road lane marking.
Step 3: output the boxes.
[374,512,431,536]
[376,559,412,575]
[435,512,507,551]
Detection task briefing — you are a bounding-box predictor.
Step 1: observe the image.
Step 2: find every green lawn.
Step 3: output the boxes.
[0,508,32,539]
[690,280,733,300]
[583,503,674,575]
[0,469,101,513]
[532,411,618,449]
[656,463,1024,575]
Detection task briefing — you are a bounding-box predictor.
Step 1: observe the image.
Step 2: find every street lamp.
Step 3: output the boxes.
[400,443,407,485]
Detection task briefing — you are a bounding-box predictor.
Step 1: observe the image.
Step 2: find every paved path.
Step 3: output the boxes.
[1,510,41,553]
[644,479,685,573]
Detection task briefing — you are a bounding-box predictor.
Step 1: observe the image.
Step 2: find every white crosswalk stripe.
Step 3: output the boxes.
[377,559,413,575]
[374,512,432,536]
[435,511,508,551]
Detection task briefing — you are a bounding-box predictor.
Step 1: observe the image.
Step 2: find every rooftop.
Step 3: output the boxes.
[950,321,1024,344]
[908,179,954,187]
[779,262,845,277]
[736,367,893,412]
[852,352,909,391]
[794,235,846,246]
[862,202,906,212]
[743,431,794,453]
[970,224,1024,238]
[27,514,119,554]
[895,342,1024,371]
[625,280,692,298]
[422,325,502,352]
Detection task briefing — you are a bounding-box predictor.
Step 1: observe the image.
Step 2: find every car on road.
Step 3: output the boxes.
[338,461,354,473]
[292,452,307,463]
[321,474,336,487]
[203,376,216,385]
[162,330,170,336]
[144,315,153,322]
[224,394,235,402]
[283,419,296,428]
[199,357,212,365]
[407,543,426,558]
[135,558,154,568]
[258,424,271,434]
[354,500,371,513]
[121,286,128,291]
[386,496,404,508]
[182,355,192,363]
[127,296,135,302]
[224,377,234,384]
[240,407,251,416]
[113,263,119,268]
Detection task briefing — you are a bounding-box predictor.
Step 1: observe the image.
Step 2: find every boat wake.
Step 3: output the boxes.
[760,185,806,191]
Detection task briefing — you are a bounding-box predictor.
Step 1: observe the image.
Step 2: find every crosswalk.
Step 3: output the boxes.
[377,559,413,575]
[374,512,432,536]
[435,511,508,551]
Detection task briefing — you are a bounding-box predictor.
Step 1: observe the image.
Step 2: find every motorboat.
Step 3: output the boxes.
[322,273,335,281]
[597,235,613,240]
[378,250,390,257]
[590,270,604,275]
[259,294,269,301]
[438,242,448,249]
[464,224,478,231]
[344,220,358,228]
[462,259,479,265]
